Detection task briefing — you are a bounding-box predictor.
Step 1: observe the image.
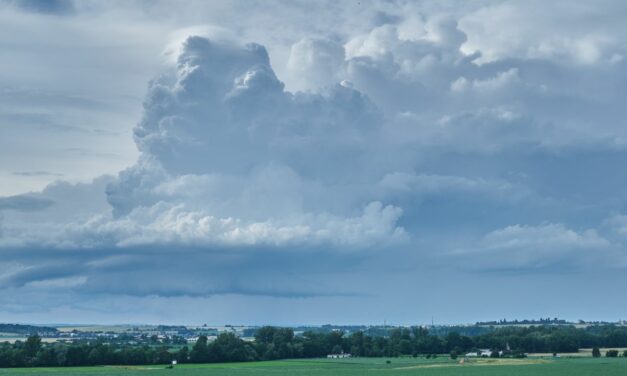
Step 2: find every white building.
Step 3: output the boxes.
[465,349,493,357]
[327,353,352,359]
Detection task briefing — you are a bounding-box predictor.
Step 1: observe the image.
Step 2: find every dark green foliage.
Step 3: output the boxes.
[190,335,209,363]
[23,335,42,358]
[177,346,189,363]
[4,324,627,368]
[0,324,57,336]
[592,347,601,357]
[606,350,619,357]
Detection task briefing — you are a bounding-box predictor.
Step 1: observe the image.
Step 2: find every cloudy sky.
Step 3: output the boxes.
[1,0,627,325]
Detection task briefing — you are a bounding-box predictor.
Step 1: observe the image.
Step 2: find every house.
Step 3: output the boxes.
[465,349,493,357]
[327,353,352,359]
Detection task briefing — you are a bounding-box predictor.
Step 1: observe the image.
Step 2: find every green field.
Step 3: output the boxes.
[1,357,626,376]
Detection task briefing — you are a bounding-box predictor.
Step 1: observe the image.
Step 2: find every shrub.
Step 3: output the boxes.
[606,350,619,358]
[592,347,601,358]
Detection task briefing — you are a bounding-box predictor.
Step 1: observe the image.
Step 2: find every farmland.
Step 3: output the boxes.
[1,357,627,376]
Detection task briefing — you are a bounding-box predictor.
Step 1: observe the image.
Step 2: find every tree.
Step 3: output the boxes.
[255,327,276,345]
[177,346,189,363]
[350,331,365,357]
[88,348,103,365]
[449,350,458,359]
[190,335,209,363]
[24,335,42,358]
[64,346,87,366]
[34,347,57,367]
[273,328,294,359]
[606,350,619,358]
[399,339,412,355]
[445,332,461,352]
[592,347,601,358]
[152,346,170,364]
[326,331,344,353]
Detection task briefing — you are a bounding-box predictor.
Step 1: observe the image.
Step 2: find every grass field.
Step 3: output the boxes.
[1,357,626,376]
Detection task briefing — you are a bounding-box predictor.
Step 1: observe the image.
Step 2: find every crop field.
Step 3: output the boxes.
[1,357,627,376]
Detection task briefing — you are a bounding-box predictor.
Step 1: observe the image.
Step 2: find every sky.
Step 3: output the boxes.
[1,0,627,326]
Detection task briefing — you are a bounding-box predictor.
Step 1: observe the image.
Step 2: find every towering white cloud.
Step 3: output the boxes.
[103,36,403,248]
[2,1,627,323]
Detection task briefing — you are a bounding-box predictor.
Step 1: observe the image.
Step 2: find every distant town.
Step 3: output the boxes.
[2,318,626,346]
[2,318,627,369]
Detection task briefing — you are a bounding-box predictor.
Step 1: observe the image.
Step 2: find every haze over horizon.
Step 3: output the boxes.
[1,0,627,325]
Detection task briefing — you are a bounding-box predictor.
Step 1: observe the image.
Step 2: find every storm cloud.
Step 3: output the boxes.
[1,0,627,324]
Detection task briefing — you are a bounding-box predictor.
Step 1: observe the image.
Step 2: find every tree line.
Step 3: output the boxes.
[2,325,627,367]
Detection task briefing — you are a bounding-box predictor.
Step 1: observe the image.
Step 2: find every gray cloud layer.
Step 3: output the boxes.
[1,0,627,324]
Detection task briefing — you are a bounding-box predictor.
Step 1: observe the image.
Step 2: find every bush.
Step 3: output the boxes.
[592,347,601,358]
[606,350,619,358]
[449,350,458,360]
[623,350,627,358]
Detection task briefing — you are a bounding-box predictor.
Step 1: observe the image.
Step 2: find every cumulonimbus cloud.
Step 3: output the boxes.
[2,4,627,306]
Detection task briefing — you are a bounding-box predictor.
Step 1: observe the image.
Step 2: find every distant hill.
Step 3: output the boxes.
[0,323,58,335]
